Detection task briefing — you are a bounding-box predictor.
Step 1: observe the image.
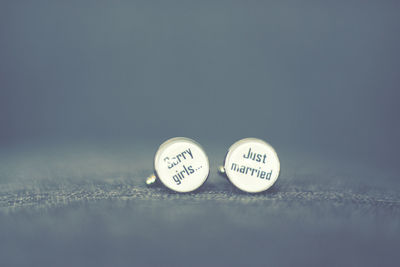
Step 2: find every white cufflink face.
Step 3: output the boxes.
[223,138,280,193]
[154,137,210,193]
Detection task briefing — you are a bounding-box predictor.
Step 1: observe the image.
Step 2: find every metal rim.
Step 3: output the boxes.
[223,137,280,193]
[154,137,210,193]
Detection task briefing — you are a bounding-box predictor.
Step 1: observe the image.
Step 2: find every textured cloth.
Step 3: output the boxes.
[0,143,399,267]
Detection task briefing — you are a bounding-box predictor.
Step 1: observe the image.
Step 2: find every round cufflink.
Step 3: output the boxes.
[146,137,210,193]
[219,138,280,193]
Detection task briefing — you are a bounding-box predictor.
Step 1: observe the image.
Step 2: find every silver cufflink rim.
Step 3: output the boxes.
[218,137,281,193]
[146,137,210,193]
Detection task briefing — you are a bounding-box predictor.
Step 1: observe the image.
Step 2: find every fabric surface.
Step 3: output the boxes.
[0,143,399,267]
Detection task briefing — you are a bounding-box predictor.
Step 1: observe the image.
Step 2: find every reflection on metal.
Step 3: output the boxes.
[218,166,226,174]
[146,174,157,186]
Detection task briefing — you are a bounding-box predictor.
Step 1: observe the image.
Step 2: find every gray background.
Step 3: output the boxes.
[0,1,399,266]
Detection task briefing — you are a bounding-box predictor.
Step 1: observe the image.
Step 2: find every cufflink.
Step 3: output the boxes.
[146,137,210,193]
[218,138,280,193]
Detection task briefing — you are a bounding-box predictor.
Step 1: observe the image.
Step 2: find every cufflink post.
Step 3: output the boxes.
[146,174,157,186]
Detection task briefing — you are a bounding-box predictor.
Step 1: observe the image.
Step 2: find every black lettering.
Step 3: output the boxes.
[180,170,185,179]
[266,170,272,180]
[183,165,190,175]
[231,163,238,171]
[164,157,174,169]
[239,166,246,173]
[173,174,181,185]
[243,148,251,159]
[186,149,193,159]
[188,165,195,174]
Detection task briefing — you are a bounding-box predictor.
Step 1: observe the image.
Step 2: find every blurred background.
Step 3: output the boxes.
[0,1,399,266]
[1,0,399,169]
